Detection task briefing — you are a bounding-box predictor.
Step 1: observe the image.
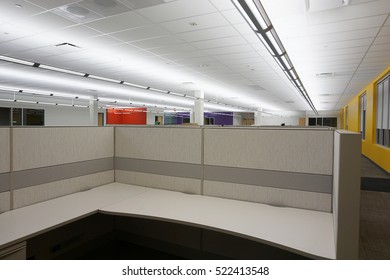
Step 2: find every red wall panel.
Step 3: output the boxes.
[106,108,147,125]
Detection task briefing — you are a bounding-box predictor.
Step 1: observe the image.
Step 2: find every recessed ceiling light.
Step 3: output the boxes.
[182,82,194,85]
[198,64,208,68]
[15,4,23,8]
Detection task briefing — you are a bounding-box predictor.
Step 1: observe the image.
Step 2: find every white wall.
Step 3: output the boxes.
[261,116,300,126]
[0,101,105,126]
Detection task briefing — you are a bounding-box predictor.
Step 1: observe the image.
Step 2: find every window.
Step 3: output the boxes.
[360,93,367,140]
[308,117,337,128]
[23,109,45,126]
[0,107,11,126]
[376,75,390,147]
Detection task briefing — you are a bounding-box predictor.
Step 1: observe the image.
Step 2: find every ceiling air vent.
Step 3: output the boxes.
[52,3,102,23]
[306,0,350,12]
[316,72,335,78]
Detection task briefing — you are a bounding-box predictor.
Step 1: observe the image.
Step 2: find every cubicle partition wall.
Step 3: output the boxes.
[0,126,361,259]
[0,128,10,213]
[2,127,115,210]
[115,127,202,194]
[203,128,334,212]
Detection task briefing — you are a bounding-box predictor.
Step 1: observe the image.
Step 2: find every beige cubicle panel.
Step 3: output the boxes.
[0,128,10,213]
[203,127,334,212]
[333,130,361,259]
[115,127,202,194]
[11,127,115,208]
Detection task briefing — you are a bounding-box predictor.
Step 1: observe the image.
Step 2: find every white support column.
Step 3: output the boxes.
[193,90,204,125]
[189,111,194,123]
[89,99,98,126]
[254,108,263,126]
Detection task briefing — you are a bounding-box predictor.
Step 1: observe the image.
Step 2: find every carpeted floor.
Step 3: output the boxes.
[359,156,390,259]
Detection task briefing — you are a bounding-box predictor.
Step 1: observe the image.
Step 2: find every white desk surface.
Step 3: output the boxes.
[100,187,336,259]
[0,183,148,250]
[0,183,335,259]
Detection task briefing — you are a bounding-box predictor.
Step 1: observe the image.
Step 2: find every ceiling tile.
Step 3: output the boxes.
[311,38,373,50]
[137,0,217,23]
[306,0,390,25]
[110,25,168,42]
[162,50,208,60]
[85,11,151,33]
[46,24,102,42]
[8,34,56,49]
[78,0,131,17]
[160,13,229,33]
[13,11,76,33]
[378,25,390,36]
[373,35,390,45]
[26,0,80,9]
[221,9,246,25]
[0,41,33,54]
[233,23,254,35]
[130,35,184,49]
[308,15,387,36]
[215,51,260,62]
[149,44,197,55]
[203,44,253,56]
[191,36,247,49]
[209,0,236,11]
[78,35,123,48]
[0,0,45,22]
[369,44,390,52]
[309,27,380,44]
[178,26,239,42]
[0,23,33,42]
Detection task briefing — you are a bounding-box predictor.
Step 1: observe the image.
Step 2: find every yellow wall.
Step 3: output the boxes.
[341,66,390,173]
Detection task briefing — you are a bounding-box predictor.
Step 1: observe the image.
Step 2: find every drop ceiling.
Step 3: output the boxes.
[0,0,389,114]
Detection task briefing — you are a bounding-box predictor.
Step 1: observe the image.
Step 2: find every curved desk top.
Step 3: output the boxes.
[0,183,335,259]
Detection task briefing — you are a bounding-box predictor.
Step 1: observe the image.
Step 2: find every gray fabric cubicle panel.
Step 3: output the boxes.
[0,192,10,213]
[12,127,114,171]
[203,181,332,212]
[204,128,334,175]
[115,158,201,179]
[0,128,10,174]
[12,158,113,190]
[13,170,114,209]
[115,127,202,164]
[0,173,10,193]
[204,165,332,193]
[115,170,201,194]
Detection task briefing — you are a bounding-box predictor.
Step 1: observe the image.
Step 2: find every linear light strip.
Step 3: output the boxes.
[232,0,318,115]
[0,55,252,112]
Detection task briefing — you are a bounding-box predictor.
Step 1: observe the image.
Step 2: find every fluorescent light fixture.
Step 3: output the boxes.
[88,75,119,83]
[232,0,318,115]
[265,31,284,56]
[0,55,35,66]
[39,64,84,76]
[122,82,148,90]
[233,0,270,31]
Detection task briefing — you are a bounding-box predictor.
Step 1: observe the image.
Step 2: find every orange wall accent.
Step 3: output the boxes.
[106,108,147,125]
